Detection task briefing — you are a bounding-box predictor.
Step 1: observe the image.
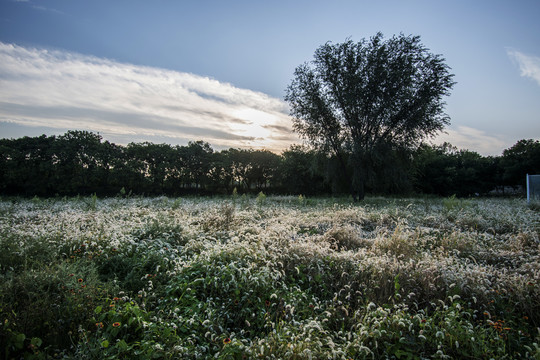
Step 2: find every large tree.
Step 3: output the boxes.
[285,33,455,200]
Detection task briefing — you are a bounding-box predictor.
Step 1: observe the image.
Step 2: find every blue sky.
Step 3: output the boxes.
[1,0,539,154]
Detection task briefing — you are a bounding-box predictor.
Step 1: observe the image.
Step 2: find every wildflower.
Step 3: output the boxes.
[78,278,83,283]
[223,337,232,345]
[113,297,120,301]
[95,322,104,328]
[68,273,74,277]
[112,322,121,327]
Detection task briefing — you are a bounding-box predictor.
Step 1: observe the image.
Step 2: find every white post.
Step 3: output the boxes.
[526,174,530,204]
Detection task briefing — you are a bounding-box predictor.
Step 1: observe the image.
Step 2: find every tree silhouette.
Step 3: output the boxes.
[285,33,455,200]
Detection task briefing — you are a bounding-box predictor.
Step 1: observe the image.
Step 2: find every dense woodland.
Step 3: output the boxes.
[1,130,539,198]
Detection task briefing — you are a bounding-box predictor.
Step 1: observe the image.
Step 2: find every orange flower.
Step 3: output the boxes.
[112,322,121,327]
[113,297,120,301]
[223,337,231,345]
[95,322,104,328]
[78,278,83,283]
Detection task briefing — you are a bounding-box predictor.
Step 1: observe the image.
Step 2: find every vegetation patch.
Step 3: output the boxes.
[0,196,539,359]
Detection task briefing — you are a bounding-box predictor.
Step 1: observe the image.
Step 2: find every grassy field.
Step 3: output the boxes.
[1,195,539,359]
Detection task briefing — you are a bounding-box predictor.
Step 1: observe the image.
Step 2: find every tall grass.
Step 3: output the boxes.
[1,196,539,359]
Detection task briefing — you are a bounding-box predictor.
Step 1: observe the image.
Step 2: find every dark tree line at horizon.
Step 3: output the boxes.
[1,130,539,198]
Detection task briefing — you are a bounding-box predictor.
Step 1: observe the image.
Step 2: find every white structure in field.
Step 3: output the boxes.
[526,174,540,203]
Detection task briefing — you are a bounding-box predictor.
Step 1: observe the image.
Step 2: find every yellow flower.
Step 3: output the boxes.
[112,322,121,327]
[223,337,231,345]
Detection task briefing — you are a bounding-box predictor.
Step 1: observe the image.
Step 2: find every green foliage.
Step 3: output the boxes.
[528,200,540,212]
[0,260,117,357]
[285,33,455,200]
[443,194,469,211]
[0,130,538,199]
[413,143,500,196]
[256,191,267,206]
[502,139,540,187]
[1,196,539,359]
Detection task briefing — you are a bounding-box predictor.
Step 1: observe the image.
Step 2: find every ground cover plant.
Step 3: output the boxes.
[1,195,539,359]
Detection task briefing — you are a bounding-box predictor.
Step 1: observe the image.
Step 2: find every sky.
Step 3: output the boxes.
[0,0,539,155]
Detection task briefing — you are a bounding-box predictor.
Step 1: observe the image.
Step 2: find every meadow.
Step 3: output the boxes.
[1,194,539,359]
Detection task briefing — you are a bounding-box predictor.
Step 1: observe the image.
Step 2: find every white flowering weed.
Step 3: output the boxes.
[0,195,538,359]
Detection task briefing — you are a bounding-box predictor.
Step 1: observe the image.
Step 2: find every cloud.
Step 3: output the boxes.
[9,0,65,14]
[0,42,298,152]
[507,49,540,86]
[433,125,509,156]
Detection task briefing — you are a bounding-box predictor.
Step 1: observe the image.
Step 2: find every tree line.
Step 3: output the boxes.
[1,130,538,198]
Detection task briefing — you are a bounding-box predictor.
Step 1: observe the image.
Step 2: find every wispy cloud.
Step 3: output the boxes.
[9,0,65,15]
[433,125,508,156]
[507,48,540,86]
[0,42,298,152]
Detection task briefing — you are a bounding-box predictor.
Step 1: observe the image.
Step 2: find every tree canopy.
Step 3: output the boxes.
[285,33,455,200]
[0,131,535,198]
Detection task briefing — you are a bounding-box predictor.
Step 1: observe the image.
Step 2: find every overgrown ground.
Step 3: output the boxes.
[1,195,539,359]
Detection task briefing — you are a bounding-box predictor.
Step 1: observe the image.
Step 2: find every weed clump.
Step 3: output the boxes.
[1,196,539,359]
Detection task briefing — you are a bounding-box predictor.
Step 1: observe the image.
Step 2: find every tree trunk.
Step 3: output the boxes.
[351,171,365,202]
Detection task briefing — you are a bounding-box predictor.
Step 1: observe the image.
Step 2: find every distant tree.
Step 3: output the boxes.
[0,135,56,196]
[125,142,177,193]
[207,150,234,193]
[501,139,540,188]
[285,33,455,200]
[226,148,254,191]
[246,150,281,191]
[412,143,457,195]
[412,143,499,196]
[53,131,109,195]
[278,145,328,195]
[183,141,213,191]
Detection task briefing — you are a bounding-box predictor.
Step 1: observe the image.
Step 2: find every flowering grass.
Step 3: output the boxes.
[0,195,539,359]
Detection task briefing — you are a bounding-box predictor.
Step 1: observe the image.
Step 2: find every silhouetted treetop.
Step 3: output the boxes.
[285,32,455,200]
